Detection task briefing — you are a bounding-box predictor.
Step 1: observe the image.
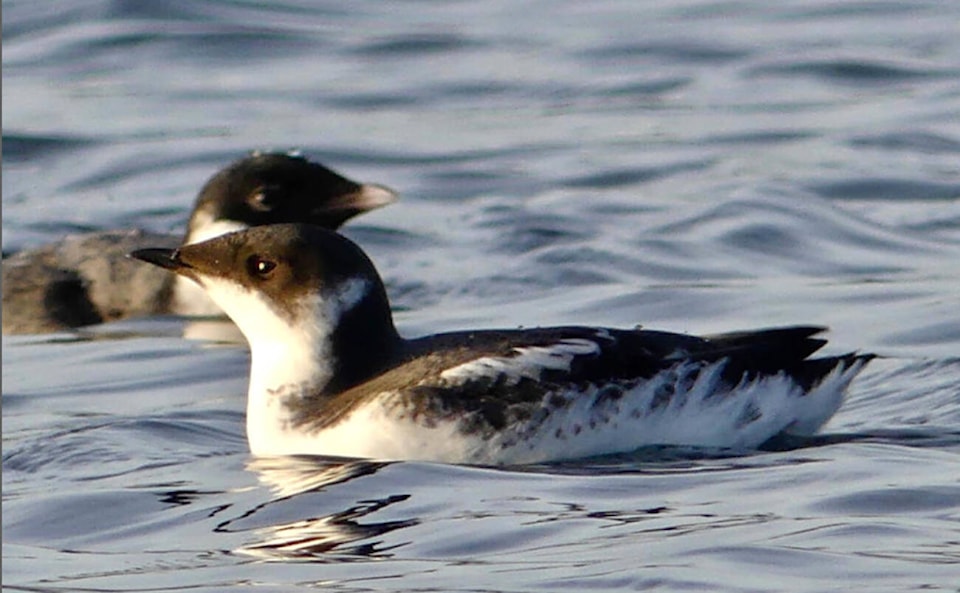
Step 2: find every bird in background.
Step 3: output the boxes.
[2,152,397,334]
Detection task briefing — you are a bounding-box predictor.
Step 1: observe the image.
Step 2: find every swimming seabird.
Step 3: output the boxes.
[131,223,873,465]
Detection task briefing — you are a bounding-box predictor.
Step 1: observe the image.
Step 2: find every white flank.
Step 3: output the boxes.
[247,356,869,464]
[474,358,870,465]
[439,338,600,385]
[782,357,870,435]
[173,218,250,316]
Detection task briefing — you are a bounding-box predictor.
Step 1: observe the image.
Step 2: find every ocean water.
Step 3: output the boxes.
[3,1,960,591]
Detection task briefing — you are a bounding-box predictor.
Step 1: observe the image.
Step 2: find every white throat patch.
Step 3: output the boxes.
[201,276,333,387]
[198,275,338,455]
[199,273,373,457]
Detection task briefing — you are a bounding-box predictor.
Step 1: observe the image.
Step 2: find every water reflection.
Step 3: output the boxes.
[227,456,417,560]
[248,455,389,497]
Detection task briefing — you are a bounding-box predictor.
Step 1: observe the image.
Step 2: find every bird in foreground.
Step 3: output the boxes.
[131,223,874,465]
[2,152,396,334]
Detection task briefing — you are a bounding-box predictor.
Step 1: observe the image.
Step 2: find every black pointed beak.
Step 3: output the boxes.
[129,248,192,272]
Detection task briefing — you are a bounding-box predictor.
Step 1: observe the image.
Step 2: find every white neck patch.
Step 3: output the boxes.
[322,276,370,325]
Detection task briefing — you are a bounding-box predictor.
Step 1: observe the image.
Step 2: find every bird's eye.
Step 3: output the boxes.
[248,188,272,211]
[246,255,277,278]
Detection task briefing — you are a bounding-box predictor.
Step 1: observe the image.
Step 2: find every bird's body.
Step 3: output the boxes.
[2,153,396,334]
[132,223,873,465]
[262,326,868,464]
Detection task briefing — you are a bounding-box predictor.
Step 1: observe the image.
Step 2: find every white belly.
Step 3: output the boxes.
[244,358,868,465]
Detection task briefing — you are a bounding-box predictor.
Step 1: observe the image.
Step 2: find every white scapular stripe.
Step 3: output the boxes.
[439,338,600,385]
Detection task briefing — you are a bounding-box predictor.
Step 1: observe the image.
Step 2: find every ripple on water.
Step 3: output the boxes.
[813,485,960,515]
[847,131,960,154]
[351,32,483,57]
[809,178,960,202]
[4,1,960,591]
[748,58,955,86]
[1,133,102,162]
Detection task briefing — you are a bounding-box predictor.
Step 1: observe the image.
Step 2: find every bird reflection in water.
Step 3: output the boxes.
[226,456,418,560]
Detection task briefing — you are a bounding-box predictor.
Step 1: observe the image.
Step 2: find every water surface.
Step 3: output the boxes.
[3,1,960,591]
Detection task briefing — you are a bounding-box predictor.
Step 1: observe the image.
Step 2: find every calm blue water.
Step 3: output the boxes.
[3,1,960,591]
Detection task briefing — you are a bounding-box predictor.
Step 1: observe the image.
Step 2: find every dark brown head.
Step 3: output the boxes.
[185,152,397,244]
[132,223,401,393]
